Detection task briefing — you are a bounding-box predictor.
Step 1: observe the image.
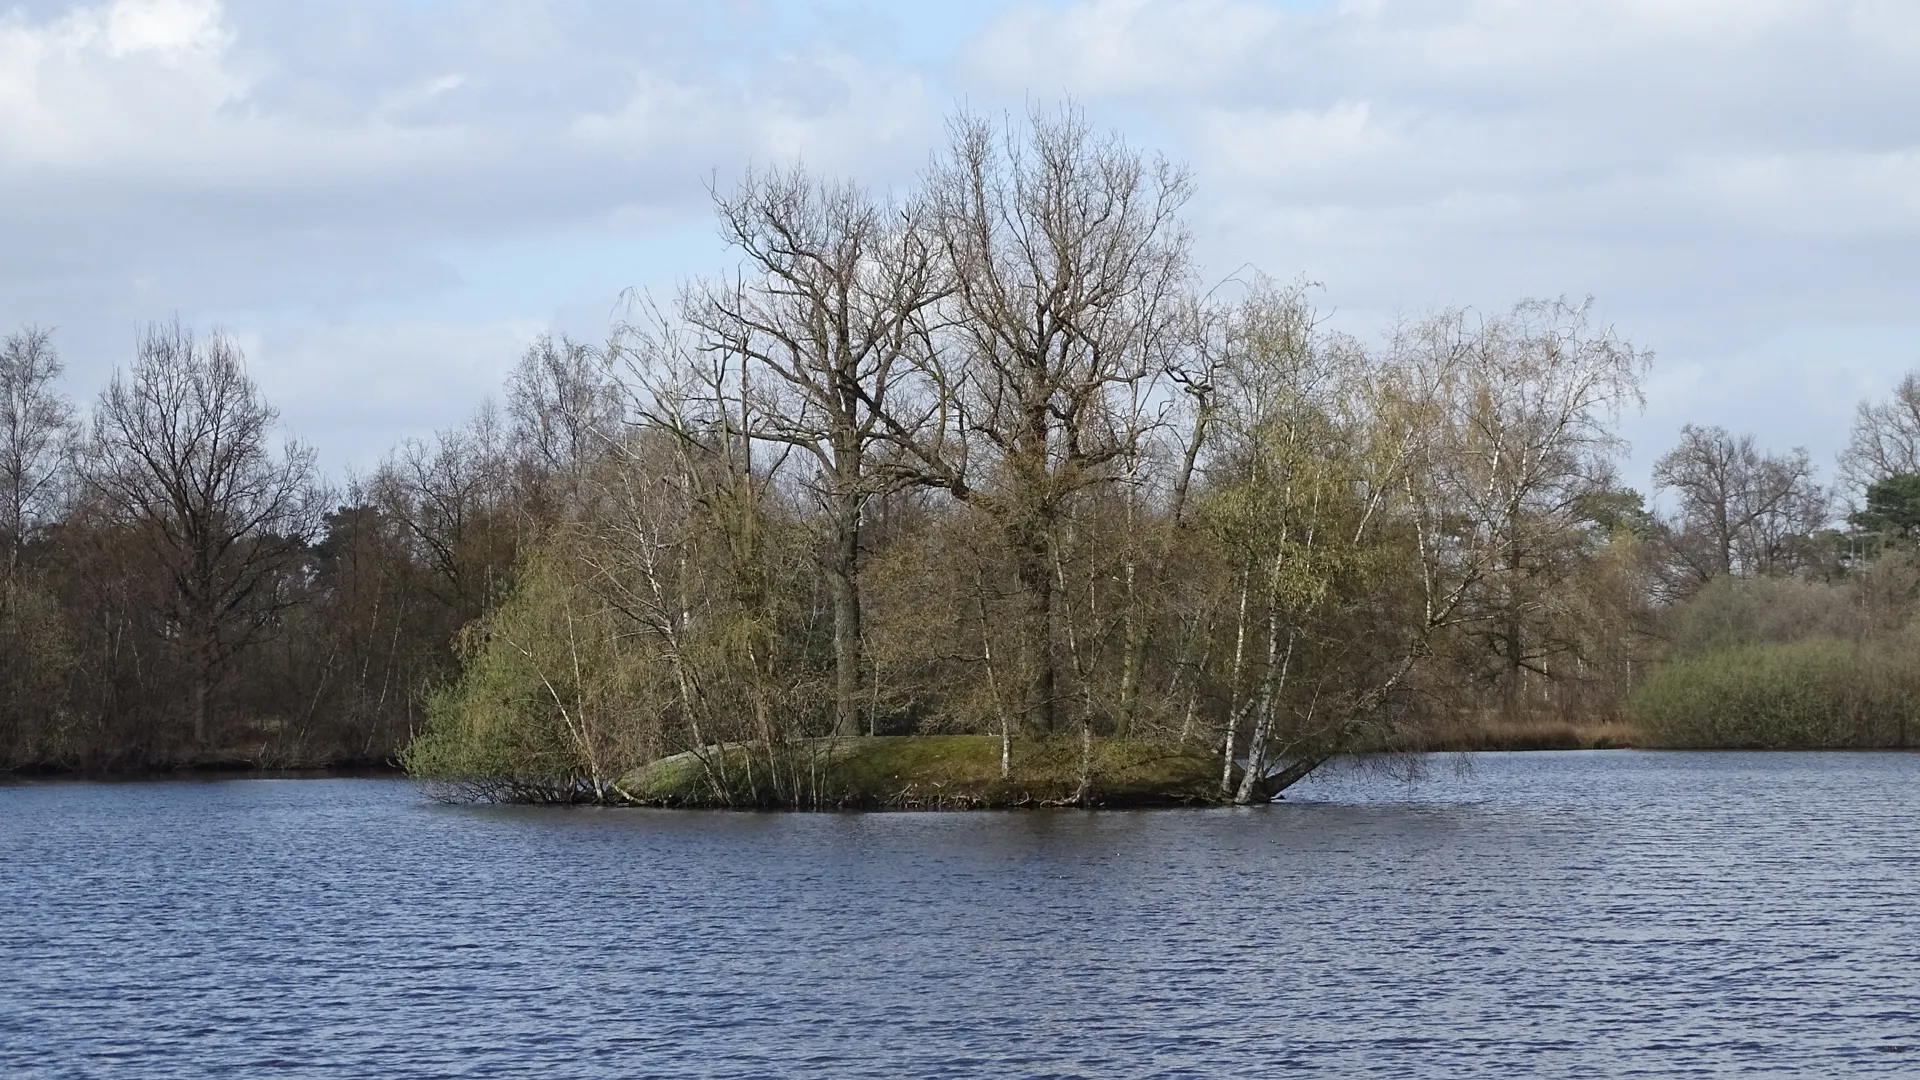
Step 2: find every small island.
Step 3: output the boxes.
[619,736,1226,810]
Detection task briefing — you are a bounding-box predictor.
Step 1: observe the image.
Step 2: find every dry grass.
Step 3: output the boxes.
[1408,714,1641,752]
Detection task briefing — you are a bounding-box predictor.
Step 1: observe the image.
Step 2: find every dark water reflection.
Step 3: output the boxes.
[3,751,1917,1078]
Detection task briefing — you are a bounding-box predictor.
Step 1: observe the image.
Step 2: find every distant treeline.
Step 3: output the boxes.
[5,105,1918,795]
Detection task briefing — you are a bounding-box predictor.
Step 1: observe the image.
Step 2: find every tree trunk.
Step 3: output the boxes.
[976,568,1014,780]
[1117,446,1149,735]
[191,640,211,752]
[1236,619,1294,805]
[1117,565,1141,733]
[1262,755,1326,799]
[1178,613,1216,745]
[1076,713,1095,806]
[1219,577,1250,794]
[826,496,864,737]
[1504,610,1524,721]
[1014,532,1057,734]
[1171,397,1210,529]
[1504,530,1525,721]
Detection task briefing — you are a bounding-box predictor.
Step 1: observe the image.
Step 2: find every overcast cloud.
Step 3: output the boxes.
[3,0,1916,492]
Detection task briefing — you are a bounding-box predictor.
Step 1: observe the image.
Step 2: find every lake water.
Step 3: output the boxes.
[2,751,1917,1078]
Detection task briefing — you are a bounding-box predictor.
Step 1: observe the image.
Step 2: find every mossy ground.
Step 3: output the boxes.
[620,734,1231,809]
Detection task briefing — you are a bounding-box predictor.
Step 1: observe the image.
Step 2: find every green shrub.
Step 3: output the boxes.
[1630,635,1920,749]
[401,548,671,801]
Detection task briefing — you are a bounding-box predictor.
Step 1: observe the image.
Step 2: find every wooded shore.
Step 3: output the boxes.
[10,103,1920,797]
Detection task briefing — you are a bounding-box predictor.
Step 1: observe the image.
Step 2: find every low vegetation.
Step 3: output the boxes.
[1631,638,1920,749]
[1628,571,1920,750]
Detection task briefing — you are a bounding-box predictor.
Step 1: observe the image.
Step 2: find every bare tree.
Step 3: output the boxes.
[373,405,518,624]
[0,326,79,761]
[86,323,324,750]
[1653,424,1827,593]
[1839,371,1920,497]
[507,333,622,519]
[924,103,1194,736]
[682,165,945,736]
[1,326,76,576]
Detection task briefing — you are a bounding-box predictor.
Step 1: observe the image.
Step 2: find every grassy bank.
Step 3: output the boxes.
[618,735,1230,809]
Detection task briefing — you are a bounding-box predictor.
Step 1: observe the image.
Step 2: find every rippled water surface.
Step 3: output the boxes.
[3,752,1918,1078]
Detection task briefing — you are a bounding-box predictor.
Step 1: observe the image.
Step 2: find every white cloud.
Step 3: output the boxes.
[103,0,223,54]
[5,0,1918,491]
[0,0,945,468]
[0,0,238,170]
[958,0,1920,486]
[967,0,1289,96]
[0,0,941,232]
[245,316,547,471]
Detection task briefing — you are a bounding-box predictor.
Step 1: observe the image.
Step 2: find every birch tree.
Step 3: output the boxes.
[1200,283,1419,801]
[1415,299,1648,712]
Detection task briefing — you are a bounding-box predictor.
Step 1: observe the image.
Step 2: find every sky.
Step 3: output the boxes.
[4,0,1918,495]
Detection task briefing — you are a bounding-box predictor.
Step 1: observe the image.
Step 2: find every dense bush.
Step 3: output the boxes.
[400,548,668,802]
[1630,634,1920,749]
[1661,575,1865,657]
